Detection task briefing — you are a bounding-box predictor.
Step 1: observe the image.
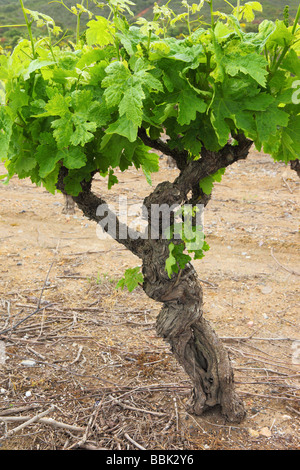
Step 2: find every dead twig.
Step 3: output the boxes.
[0,405,40,417]
[0,405,55,442]
[37,260,55,309]
[271,248,300,276]
[108,394,167,417]
[282,176,293,194]
[239,391,300,402]
[0,304,54,336]
[173,397,179,432]
[70,345,84,365]
[67,396,105,450]
[0,414,85,433]
[124,432,146,450]
[221,335,299,342]
[26,346,46,360]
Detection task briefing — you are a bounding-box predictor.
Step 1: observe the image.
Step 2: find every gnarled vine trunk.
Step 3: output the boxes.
[290,159,300,178]
[141,238,245,422]
[56,132,253,423]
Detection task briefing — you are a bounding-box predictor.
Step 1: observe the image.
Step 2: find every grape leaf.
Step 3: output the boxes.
[165,243,177,278]
[0,106,13,160]
[255,103,290,144]
[86,16,114,47]
[165,243,192,278]
[58,147,87,170]
[51,116,74,149]
[119,83,145,126]
[223,53,268,87]
[70,115,97,147]
[268,114,300,162]
[106,115,138,142]
[35,144,61,178]
[177,89,207,126]
[116,266,143,292]
[199,168,226,195]
[100,133,128,168]
[34,93,71,117]
[266,20,294,49]
[24,59,56,81]
[108,169,118,189]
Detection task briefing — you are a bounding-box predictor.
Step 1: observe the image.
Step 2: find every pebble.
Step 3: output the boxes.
[248,427,272,438]
[248,428,260,438]
[260,285,273,295]
[281,415,292,421]
[20,359,36,367]
[259,427,272,438]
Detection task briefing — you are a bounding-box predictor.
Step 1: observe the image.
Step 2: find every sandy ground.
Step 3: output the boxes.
[0,149,299,450]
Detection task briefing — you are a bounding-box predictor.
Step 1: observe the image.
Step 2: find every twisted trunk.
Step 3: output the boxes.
[141,224,245,423]
[56,133,252,423]
[290,159,300,178]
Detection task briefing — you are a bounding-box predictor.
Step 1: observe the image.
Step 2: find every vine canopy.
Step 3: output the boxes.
[0,0,299,196]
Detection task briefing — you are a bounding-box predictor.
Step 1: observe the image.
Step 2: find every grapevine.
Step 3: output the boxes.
[0,0,299,422]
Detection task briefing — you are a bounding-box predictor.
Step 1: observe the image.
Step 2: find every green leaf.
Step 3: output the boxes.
[177,89,207,126]
[269,114,300,162]
[236,2,263,22]
[100,133,128,168]
[106,115,138,142]
[108,169,118,189]
[86,16,114,47]
[267,20,294,49]
[224,53,268,87]
[88,101,111,127]
[255,103,290,144]
[102,61,131,108]
[24,8,54,25]
[70,115,97,147]
[243,93,275,111]
[199,168,226,195]
[165,242,192,278]
[63,177,83,197]
[165,243,177,278]
[133,58,164,92]
[131,144,159,185]
[0,105,13,160]
[71,89,94,118]
[6,83,29,116]
[23,59,55,81]
[35,144,61,178]
[281,49,300,78]
[34,93,71,117]
[119,83,145,126]
[210,82,261,145]
[76,49,108,68]
[51,116,74,149]
[58,147,87,170]
[116,266,143,292]
[199,175,214,195]
[41,164,60,194]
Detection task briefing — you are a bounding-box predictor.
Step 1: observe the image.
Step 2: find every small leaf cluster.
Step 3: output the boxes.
[116,266,144,291]
[165,205,210,278]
